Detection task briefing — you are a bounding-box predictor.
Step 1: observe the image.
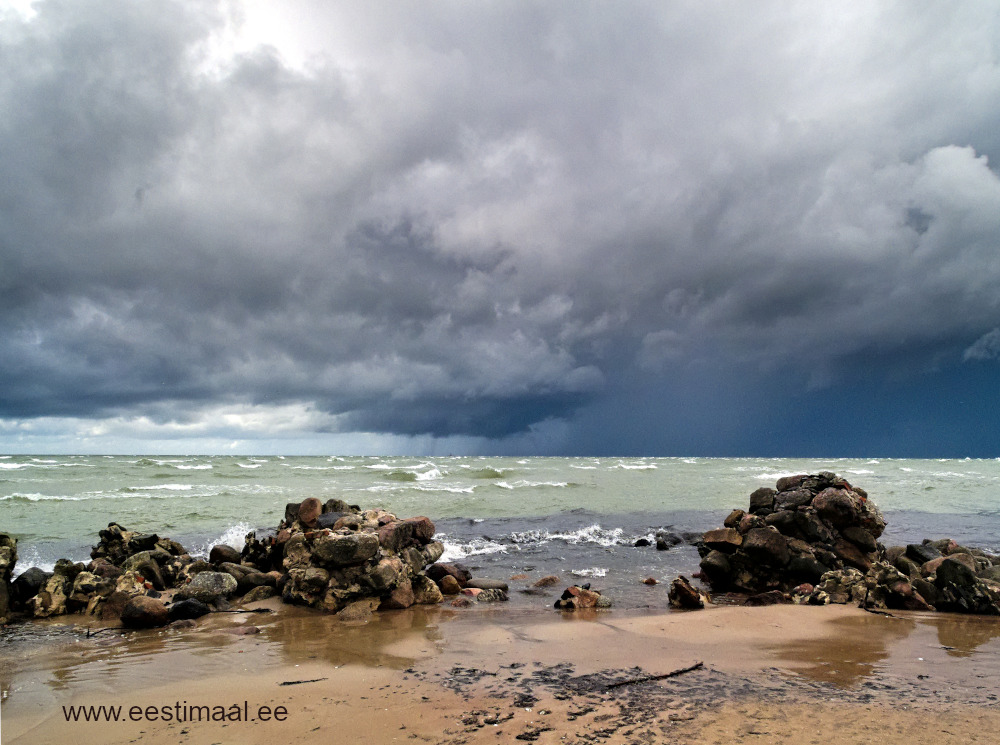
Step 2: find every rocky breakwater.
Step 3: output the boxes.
[698,472,885,593]
[0,498,452,628]
[254,497,446,613]
[697,472,1000,615]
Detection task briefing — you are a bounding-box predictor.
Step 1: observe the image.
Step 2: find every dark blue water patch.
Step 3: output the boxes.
[432,510,719,610]
[881,510,1000,553]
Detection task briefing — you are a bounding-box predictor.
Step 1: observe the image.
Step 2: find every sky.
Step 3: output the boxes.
[1,0,999,456]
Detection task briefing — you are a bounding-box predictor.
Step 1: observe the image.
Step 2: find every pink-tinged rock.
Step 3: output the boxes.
[812,488,861,529]
[377,521,416,553]
[738,514,766,534]
[380,580,415,610]
[792,583,814,595]
[903,592,935,612]
[833,538,873,572]
[703,528,742,554]
[775,475,808,492]
[403,517,436,544]
[297,497,322,528]
[923,553,976,577]
[532,575,559,588]
[120,595,169,628]
[460,587,482,598]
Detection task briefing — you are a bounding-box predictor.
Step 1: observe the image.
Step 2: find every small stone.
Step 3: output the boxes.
[643,577,658,585]
[241,585,275,603]
[476,588,509,602]
[438,575,462,595]
[532,575,560,588]
[668,576,706,609]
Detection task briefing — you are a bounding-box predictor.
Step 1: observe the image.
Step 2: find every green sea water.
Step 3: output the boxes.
[3,455,1000,573]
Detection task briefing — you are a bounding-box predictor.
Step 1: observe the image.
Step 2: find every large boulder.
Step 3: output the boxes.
[176,571,238,604]
[121,596,170,628]
[311,532,380,567]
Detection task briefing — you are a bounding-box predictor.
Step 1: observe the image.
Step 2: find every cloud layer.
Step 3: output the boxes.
[2,1,999,454]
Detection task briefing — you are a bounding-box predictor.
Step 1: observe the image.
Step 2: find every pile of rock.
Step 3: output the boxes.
[697,472,1000,615]
[0,497,470,627]
[267,497,445,612]
[698,472,885,592]
[810,539,1000,614]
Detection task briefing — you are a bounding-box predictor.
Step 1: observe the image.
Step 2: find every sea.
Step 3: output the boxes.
[3,455,1000,609]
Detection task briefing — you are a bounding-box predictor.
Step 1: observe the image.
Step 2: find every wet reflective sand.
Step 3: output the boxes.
[4,602,1000,744]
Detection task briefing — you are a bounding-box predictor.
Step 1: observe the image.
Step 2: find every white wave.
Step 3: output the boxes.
[189,522,256,556]
[0,463,28,469]
[136,483,194,491]
[237,462,262,469]
[755,472,798,481]
[414,484,476,494]
[175,464,213,470]
[899,467,913,472]
[414,468,442,481]
[570,465,598,470]
[614,462,658,470]
[1,492,86,502]
[846,469,874,475]
[495,480,570,489]
[681,459,699,465]
[437,536,508,562]
[11,546,61,576]
[571,567,608,578]
[509,524,626,548]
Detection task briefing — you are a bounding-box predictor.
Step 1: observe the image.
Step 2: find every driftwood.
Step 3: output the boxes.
[604,661,704,690]
[279,677,328,686]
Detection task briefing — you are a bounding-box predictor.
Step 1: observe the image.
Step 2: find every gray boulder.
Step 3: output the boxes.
[176,571,238,604]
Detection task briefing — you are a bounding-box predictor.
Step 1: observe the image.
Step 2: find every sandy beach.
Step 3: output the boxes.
[5,599,1000,744]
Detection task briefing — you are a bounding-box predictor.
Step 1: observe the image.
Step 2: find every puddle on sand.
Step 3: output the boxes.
[766,610,1000,689]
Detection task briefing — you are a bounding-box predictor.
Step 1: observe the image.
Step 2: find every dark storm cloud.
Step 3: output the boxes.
[2,0,1000,451]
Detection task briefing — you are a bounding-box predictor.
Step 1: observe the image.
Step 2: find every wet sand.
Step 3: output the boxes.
[4,600,1000,744]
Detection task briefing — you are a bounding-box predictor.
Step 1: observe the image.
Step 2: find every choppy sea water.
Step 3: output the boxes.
[3,455,1000,608]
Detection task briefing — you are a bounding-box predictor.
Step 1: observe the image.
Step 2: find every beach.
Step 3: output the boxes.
[5,457,1000,742]
[5,599,1000,744]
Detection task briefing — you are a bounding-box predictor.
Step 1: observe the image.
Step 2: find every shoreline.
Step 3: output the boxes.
[6,601,1000,744]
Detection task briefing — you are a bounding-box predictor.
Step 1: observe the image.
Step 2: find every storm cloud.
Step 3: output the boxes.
[2,1,999,454]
